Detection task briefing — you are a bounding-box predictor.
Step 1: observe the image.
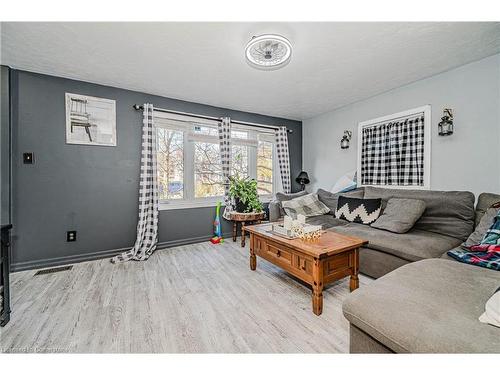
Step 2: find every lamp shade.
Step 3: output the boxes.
[295,171,310,185]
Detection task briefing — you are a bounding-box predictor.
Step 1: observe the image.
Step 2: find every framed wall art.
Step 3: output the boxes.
[65,93,116,146]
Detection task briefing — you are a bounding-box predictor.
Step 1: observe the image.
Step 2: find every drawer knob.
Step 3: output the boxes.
[276,250,281,257]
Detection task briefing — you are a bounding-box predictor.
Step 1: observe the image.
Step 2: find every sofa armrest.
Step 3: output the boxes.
[268,200,282,222]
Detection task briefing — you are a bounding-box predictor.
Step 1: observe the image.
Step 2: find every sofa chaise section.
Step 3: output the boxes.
[343,259,500,353]
[331,223,463,278]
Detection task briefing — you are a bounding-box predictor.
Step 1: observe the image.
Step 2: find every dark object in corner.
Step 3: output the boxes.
[295,171,310,191]
[1,224,12,327]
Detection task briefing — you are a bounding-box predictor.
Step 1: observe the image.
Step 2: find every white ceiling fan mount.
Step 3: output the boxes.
[245,34,292,71]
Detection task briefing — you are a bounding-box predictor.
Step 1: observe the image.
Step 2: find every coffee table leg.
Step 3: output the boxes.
[249,236,256,271]
[350,248,360,292]
[241,222,246,247]
[312,287,323,315]
[312,258,324,315]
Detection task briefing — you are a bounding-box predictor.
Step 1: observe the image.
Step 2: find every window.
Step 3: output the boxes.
[155,113,278,209]
[257,140,273,195]
[357,105,431,190]
[194,141,223,198]
[157,128,184,200]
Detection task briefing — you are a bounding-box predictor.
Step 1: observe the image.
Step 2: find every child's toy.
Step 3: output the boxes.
[210,236,222,244]
[211,201,224,244]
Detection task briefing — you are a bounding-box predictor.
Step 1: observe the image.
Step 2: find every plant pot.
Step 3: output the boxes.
[234,197,247,213]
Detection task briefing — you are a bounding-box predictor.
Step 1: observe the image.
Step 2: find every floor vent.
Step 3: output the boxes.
[34,265,73,276]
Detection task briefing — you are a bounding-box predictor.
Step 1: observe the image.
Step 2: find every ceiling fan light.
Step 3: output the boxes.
[245,34,292,70]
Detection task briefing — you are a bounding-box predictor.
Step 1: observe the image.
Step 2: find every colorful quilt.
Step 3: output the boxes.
[447,209,500,271]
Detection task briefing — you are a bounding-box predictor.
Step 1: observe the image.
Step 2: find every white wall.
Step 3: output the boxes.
[303,54,500,198]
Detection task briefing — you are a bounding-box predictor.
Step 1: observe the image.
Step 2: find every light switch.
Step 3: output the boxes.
[23,152,34,164]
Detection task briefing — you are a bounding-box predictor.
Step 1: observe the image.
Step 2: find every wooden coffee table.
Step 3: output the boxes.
[245,224,368,315]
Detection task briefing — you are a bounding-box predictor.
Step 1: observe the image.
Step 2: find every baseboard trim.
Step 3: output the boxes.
[11,231,233,272]
[156,231,232,250]
[11,247,128,272]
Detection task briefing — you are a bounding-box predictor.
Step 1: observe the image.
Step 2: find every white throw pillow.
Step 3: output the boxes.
[281,193,330,219]
[331,170,357,193]
[479,288,500,328]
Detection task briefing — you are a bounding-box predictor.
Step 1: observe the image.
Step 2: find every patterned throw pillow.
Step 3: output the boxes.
[281,193,330,219]
[335,196,382,225]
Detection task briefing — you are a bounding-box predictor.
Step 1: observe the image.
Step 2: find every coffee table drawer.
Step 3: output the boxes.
[254,237,293,266]
[265,242,293,266]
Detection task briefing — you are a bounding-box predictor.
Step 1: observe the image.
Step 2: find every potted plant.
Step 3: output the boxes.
[229,176,263,213]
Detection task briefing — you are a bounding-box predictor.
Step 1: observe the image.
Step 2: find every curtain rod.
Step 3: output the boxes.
[360,112,424,129]
[132,104,293,133]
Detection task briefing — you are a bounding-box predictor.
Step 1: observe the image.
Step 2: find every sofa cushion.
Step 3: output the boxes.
[275,190,308,216]
[305,214,349,229]
[364,186,475,241]
[342,259,500,353]
[371,198,426,233]
[331,223,462,262]
[317,188,364,213]
[281,193,330,218]
[475,192,500,226]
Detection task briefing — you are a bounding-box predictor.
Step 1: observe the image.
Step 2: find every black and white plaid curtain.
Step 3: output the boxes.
[361,115,425,186]
[275,126,291,193]
[111,104,159,263]
[219,117,233,219]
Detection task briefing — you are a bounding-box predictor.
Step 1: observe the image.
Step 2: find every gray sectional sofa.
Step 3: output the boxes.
[269,186,476,278]
[269,187,500,353]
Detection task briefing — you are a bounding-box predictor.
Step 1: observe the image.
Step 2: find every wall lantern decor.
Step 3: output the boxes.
[438,108,453,136]
[340,130,352,149]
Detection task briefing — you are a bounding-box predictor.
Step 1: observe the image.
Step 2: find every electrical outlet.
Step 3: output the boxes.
[67,231,77,242]
[23,152,34,164]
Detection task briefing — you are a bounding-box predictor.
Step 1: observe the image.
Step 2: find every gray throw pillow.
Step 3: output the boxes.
[317,188,364,214]
[371,198,426,233]
[275,190,308,216]
[463,207,500,247]
[281,193,330,219]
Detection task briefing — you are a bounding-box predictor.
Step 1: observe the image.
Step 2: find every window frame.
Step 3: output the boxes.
[155,111,280,210]
[356,105,432,190]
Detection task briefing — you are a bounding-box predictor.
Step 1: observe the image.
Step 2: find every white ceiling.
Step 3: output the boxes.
[2,22,500,120]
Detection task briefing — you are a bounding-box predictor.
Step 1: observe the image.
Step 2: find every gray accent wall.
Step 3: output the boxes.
[9,69,302,270]
[303,54,500,198]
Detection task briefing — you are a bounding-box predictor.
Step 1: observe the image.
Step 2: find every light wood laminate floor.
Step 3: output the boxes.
[1,239,371,353]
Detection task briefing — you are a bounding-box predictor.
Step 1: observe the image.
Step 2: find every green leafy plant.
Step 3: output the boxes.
[229,176,263,213]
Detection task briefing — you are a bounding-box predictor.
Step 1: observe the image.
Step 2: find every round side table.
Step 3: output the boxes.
[229,212,266,247]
